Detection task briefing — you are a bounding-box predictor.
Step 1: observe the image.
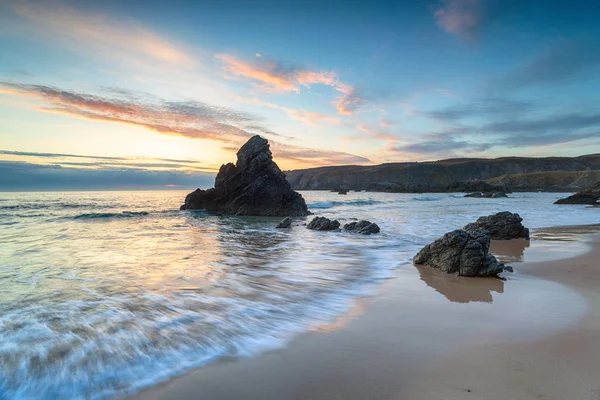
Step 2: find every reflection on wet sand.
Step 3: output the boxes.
[415,264,504,303]
[490,239,530,263]
[532,224,600,241]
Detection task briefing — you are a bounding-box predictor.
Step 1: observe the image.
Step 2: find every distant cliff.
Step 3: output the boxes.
[285,154,600,192]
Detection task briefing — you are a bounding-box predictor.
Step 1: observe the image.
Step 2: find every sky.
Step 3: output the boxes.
[1,0,599,190]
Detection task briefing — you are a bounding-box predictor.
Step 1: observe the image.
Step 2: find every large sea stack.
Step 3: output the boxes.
[555,182,600,205]
[180,136,309,216]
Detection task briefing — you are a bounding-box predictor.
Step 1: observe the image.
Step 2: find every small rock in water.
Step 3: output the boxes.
[338,189,348,195]
[413,229,505,277]
[275,217,293,229]
[307,216,340,231]
[343,220,380,235]
[504,265,514,273]
[463,211,529,240]
[555,182,600,205]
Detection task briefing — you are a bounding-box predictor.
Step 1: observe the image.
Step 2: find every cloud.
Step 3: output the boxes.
[490,40,600,91]
[482,112,600,147]
[235,96,340,127]
[9,0,195,68]
[332,85,369,116]
[427,98,534,121]
[0,149,218,172]
[408,109,600,158]
[217,54,367,115]
[1,81,368,167]
[434,0,490,41]
[0,161,215,191]
[390,132,491,156]
[272,143,371,166]
[0,150,126,161]
[216,54,338,93]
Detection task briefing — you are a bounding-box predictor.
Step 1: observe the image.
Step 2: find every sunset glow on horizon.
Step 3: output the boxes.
[1,0,599,189]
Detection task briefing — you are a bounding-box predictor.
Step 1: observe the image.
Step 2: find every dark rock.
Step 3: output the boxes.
[465,192,508,198]
[338,189,348,195]
[448,180,505,193]
[180,136,309,216]
[504,266,514,273]
[463,211,529,240]
[307,216,340,231]
[343,220,380,235]
[275,217,293,229]
[413,229,505,277]
[555,182,600,204]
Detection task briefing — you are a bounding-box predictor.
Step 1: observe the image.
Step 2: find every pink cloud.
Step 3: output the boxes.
[434,0,487,41]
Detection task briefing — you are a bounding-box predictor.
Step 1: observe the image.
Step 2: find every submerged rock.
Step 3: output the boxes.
[275,217,293,229]
[413,229,505,277]
[463,211,529,240]
[180,136,309,216]
[343,220,380,235]
[338,189,348,195]
[555,182,600,204]
[307,216,340,231]
[464,192,508,198]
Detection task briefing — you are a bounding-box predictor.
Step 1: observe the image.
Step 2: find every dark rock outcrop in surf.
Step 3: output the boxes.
[275,217,293,229]
[413,229,506,277]
[180,136,309,216]
[554,182,600,205]
[307,216,340,231]
[343,220,380,235]
[463,211,529,240]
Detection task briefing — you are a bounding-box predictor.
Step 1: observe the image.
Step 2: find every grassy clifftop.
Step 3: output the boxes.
[285,154,600,192]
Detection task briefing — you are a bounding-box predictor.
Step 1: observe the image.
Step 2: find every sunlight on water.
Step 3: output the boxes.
[0,190,599,399]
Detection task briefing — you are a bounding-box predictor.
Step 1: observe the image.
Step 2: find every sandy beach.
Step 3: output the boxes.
[132,225,600,400]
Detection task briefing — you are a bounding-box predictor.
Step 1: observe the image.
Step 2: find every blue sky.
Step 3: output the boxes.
[0,0,599,189]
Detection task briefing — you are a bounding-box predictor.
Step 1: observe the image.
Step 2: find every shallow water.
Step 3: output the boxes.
[0,190,599,399]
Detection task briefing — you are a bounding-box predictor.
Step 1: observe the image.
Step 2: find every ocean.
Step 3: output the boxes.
[1,190,599,399]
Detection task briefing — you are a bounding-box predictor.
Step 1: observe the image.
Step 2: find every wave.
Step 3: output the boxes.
[412,196,442,202]
[308,199,386,209]
[0,203,118,211]
[72,211,150,220]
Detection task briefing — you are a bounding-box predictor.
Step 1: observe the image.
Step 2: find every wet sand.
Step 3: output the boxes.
[133,226,600,400]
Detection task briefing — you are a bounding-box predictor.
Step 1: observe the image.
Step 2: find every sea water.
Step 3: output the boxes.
[1,190,599,399]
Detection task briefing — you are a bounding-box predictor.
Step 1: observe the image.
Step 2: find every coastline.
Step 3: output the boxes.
[131,226,600,400]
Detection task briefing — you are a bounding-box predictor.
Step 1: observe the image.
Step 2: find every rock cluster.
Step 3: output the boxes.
[307,216,340,231]
[555,182,600,205]
[463,211,529,240]
[343,220,380,235]
[464,192,508,198]
[180,136,309,216]
[413,229,505,277]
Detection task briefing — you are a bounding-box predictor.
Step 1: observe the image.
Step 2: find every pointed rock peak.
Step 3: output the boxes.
[236,135,272,169]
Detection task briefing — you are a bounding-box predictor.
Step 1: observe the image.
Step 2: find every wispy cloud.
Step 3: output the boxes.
[216,53,368,116]
[489,40,600,91]
[0,149,218,172]
[9,0,196,68]
[1,81,369,167]
[434,0,489,41]
[0,160,215,191]
[427,98,534,121]
[235,96,340,127]
[216,54,337,93]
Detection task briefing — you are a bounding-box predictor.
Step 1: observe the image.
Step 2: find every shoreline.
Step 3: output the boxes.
[131,225,600,400]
